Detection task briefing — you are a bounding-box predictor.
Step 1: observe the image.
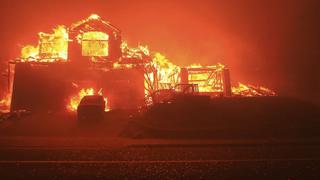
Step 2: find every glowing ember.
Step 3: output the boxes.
[0,93,11,112]
[232,83,276,97]
[88,14,100,20]
[67,88,110,112]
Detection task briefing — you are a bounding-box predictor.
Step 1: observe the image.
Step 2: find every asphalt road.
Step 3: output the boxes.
[0,137,320,179]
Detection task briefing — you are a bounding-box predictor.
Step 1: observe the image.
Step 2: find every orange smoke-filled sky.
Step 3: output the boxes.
[0,0,319,104]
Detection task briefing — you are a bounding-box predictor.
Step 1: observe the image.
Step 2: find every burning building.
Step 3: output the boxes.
[2,14,275,113]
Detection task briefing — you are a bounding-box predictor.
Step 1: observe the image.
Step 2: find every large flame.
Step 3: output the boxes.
[119,42,276,97]
[152,53,181,86]
[78,31,109,57]
[21,25,68,62]
[67,88,110,112]
[21,45,39,60]
[186,63,225,92]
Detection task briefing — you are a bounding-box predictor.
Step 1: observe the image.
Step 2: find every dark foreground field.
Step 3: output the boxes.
[0,97,320,179]
[0,137,320,179]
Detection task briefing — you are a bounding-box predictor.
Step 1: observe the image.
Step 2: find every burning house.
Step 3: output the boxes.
[2,14,275,113]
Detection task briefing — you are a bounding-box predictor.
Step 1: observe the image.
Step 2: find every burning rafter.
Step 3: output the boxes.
[232,83,276,97]
[186,63,225,93]
[70,14,121,35]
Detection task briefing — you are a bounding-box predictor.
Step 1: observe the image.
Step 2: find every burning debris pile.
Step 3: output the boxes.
[1,14,275,112]
[232,83,276,97]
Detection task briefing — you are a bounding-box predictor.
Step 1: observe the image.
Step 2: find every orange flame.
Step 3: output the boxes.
[67,88,110,112]
[21,26,68,62]
[186,63,225,92]
[0,93,11,112]
[232,83,276,96]
[77,31,109,57]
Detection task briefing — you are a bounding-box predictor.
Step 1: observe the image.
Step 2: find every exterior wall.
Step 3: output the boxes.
[11,63,145,112]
